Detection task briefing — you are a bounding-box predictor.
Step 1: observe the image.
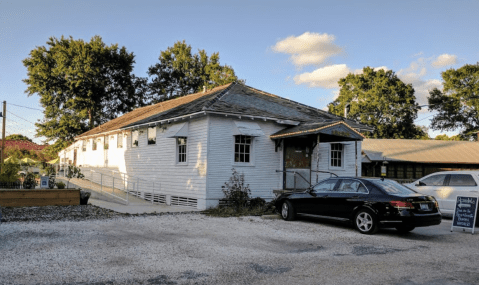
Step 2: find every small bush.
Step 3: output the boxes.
[221,168,251,209]
[0,162,21,183]
[23,172,37,189]
[56,181,66,189]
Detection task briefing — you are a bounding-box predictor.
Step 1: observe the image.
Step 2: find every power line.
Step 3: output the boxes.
[9,103,43,112]
[7,111,37,125]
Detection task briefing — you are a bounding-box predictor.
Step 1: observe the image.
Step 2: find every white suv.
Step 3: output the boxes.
[405,171,479,217]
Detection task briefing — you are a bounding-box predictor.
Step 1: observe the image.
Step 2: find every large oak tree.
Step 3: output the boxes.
[23,35,148,154]
[328,67,426,139]
[148,40,237,102]
[428,63,479,140]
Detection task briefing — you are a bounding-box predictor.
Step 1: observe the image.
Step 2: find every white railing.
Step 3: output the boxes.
[80,167,163,205]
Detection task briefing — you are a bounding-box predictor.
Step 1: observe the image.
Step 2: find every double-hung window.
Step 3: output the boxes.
[148,126,156,145]
[177,137,187,163]
[132,130,139,147]
[330,143,343,168]
[92,138,97,151]
[234,135,252,163]
[82,140,86,152]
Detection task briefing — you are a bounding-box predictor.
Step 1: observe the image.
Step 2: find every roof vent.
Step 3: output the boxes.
[203,86,207,93]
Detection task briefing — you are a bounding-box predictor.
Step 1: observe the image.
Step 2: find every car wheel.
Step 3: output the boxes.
[395,225,415,233]
[354,208,378,234]
[281,200,295,221]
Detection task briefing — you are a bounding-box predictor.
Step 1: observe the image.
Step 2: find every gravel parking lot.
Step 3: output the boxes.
[1,208,478,285]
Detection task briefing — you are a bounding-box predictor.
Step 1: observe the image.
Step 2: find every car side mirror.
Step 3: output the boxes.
[415,181,426,187]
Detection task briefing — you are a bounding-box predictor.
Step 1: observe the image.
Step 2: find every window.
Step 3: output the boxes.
[132,130,139,147]
[148,126,156,145]
[177,137,187,163]
[104,136,109,150]
[448,174,477,186]
[337,179,367,193]
[313,179,338,192]
[234,135,252,163]
[420,174,447,186]
[372,179,416,195]
[82,140,86,152]
[92,138,97,151]
[330,143,343,168]
[117,133,123,148]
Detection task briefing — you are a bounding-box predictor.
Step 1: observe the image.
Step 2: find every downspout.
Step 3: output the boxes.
[355,140,358,177]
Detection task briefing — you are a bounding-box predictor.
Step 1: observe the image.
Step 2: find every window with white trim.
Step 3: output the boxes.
[330,143,343,168]
[234,135,252,163]
[177,137,187,163]
[148,126,156,145]
[92,138,97,151]
[132,130,139,147]
[82,140,86,152]
[117,133,123,148]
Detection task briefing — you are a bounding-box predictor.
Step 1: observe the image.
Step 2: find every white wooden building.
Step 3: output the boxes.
[59,82,373,209]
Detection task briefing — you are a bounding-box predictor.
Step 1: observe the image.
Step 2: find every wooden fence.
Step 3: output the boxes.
[0,189,80,207]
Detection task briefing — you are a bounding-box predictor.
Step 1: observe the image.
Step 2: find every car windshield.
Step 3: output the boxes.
[371,179,417,195]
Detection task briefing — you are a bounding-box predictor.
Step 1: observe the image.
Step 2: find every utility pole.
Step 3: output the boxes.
[1,101,6,173]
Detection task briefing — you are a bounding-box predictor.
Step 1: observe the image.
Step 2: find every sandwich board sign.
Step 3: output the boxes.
[40,176,49,189]
[451,196,478,234]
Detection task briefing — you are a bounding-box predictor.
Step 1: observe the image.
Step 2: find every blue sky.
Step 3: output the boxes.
[1,0,478,144]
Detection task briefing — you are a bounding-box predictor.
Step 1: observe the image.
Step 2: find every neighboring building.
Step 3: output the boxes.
[1,140,47,152]
[362,139,479,180]
[59,82,373,209]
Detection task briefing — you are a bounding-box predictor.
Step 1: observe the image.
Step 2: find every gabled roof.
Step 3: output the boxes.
[75,81,373,140]
[362,139,479,164]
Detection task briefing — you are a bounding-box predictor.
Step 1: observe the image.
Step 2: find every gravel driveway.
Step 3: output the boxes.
[1,209,478,285]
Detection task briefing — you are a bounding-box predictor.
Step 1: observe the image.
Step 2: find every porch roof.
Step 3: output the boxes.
[270,121,365,140]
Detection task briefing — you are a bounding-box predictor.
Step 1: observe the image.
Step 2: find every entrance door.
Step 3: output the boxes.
[73,150,77,166]
[284,138,312,190]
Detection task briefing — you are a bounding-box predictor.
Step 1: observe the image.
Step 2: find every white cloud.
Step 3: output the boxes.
[272,32,343,67]
[294,64,389,89]
[294,64,351,88]
[431,54,458,68]
[397,59,442,111]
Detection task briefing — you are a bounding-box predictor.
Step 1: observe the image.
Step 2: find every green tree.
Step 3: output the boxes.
[434,134,464,141]
[23,35,148,154]
[328,67,425,139]
[5,134,33,142]
[428,63,479,140]
[148,40,237,102]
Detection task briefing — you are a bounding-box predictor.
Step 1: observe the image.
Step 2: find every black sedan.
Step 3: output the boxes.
[275,177,442,234]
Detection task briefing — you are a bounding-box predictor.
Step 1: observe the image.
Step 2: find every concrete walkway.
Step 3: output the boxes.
[56,177,200,214]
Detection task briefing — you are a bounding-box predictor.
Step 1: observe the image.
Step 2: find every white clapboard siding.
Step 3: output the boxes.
[206,116,285,206]
[121,117,208,200]
[311,141,362,183]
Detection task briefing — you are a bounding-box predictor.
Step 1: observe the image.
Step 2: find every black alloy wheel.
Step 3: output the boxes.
[281,200,295,221]
[395,225,416,233]
[354,208,378,235]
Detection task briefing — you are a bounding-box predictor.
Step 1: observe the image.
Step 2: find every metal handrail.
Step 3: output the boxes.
[276,170,311,191]
[80,167,162,205]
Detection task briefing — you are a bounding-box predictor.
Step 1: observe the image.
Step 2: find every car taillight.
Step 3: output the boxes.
[390,201,414,209]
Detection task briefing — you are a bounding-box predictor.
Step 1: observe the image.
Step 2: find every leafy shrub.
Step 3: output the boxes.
[0,162,21,183]
[23,172,37,189]
[249,197,266,209]
[65,165,84,188]
[56,181,66,189]
[221,168,251,209]
[203,169,275,217]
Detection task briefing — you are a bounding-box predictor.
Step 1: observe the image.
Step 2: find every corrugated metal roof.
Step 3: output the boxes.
[362,139,479,164]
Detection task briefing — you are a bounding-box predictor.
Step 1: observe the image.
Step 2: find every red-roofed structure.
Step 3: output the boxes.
[0,140,48,151]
